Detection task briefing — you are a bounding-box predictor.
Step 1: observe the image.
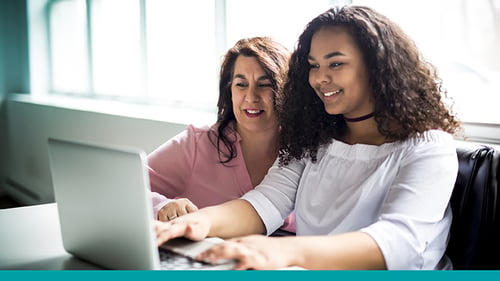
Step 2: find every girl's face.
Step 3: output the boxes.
[231,55,278,135]
[308,26,374,118]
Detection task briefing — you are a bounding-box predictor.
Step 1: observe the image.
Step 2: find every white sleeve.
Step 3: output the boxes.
[361,136,458,269]
[241,158,305,235]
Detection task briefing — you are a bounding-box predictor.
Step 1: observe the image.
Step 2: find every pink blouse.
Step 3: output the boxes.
[147,123,295,233]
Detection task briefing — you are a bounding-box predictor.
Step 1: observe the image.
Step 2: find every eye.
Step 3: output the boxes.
[330,62,343,68]
[235,82,248,88]
[309,63,319,70]
[258,82,273,88]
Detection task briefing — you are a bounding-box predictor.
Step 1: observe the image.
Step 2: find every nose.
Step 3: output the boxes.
[244,85,260,103]
[313,68,332,85]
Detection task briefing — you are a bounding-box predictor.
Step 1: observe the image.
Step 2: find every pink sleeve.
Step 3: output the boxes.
[147,125,197,219]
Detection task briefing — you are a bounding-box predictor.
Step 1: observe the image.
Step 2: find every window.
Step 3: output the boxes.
[225,0,333,50]
[145,0,217,108]
[49,0,88,94]
[33,0,500,142]
[47,0,219,110]
[91,0,143,97]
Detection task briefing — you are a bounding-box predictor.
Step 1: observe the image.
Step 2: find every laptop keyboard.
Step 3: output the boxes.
[159,249,235,270]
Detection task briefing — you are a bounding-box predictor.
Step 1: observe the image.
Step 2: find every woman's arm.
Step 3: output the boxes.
[360,132,458,269]
[287,232,385,269]
[147,125,199,218]
[156,199,265,245]
[197,232,385,270]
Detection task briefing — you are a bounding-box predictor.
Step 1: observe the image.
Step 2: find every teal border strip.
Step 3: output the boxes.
[2,270,500,281]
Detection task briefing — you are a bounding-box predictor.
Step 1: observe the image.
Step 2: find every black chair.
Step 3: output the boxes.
[446,143,500,269]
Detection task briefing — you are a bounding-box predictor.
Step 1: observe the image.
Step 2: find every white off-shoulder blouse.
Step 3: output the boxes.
[242,130,458,269]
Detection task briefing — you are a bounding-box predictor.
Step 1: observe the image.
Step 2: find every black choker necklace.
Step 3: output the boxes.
[343,112,374,122]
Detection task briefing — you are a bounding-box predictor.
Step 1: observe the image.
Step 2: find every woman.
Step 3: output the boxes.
[155,6,461,269]
[147,37,294,232]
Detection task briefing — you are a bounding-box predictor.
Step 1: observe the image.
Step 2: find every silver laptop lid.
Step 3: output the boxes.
[47,138,160,270]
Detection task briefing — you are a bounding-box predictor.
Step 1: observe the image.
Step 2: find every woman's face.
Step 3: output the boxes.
[308,26,374,118]
[231,55,278,135]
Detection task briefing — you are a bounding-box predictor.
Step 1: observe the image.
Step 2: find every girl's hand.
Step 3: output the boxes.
[155,215,210,246]
[196,235,297,270]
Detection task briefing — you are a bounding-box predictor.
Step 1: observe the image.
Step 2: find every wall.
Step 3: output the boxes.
[0,15,5,196]
[0,0,30,197]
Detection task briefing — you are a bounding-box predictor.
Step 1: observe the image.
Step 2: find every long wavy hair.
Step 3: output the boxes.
[278,5,461,166]
[211,37,290,164]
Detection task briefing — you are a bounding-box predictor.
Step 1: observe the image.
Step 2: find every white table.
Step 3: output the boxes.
[0,203,99,269]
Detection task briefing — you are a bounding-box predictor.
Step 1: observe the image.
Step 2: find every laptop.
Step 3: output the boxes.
[47,137,236,270]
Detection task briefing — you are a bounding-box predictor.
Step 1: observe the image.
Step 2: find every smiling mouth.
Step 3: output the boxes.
[323,89,342,97]
[245,109,263,114]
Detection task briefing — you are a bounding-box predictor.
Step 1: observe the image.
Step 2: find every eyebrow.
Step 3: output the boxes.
[308,51,346,61]
[233,74,271,81]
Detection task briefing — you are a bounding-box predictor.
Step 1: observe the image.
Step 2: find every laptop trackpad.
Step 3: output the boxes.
[160,237,223,257]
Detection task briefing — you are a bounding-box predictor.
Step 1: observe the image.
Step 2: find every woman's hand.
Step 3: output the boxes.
[155,200,269,252]
[158,198,198,221]
[196,235,298,270]
[155,215,210,246]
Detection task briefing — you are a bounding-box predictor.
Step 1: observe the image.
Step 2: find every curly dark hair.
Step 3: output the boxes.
[278,5,461,166]
[211,37,290,164]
